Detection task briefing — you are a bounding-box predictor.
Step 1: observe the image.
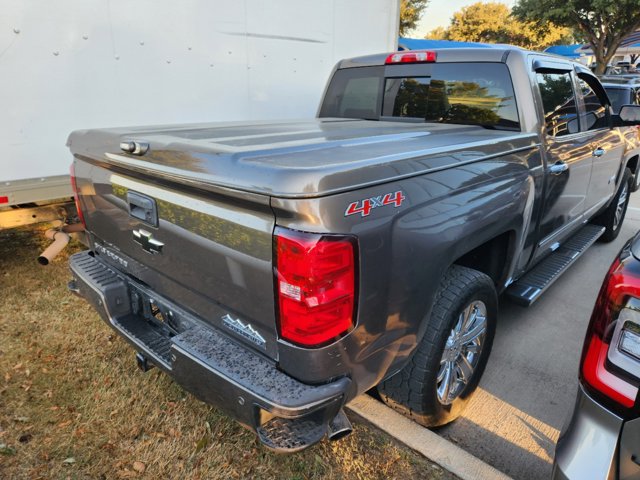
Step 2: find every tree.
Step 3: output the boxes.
[399,0,429,36]
[513,0,640,74]
[425,26,447,40]
[439,2,571,50]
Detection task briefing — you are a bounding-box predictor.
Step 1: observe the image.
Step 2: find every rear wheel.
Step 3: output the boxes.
[593,168,632,243]
[378,265,497,427]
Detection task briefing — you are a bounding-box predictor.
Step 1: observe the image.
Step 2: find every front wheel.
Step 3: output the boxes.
[593,168,632,243]
[378,265,497,427]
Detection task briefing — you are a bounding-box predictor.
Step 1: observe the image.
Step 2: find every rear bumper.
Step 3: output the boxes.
[552,384,622,480]
[68,250,351,452]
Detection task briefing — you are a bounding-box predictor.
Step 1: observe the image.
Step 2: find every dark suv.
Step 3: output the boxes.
[600,76,640,114]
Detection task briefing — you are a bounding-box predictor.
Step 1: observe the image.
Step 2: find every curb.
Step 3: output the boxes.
[347,395,512,480]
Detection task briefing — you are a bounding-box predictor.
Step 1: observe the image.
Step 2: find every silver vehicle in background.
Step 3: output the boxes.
[553,233,640,479]
[599,77,640,192]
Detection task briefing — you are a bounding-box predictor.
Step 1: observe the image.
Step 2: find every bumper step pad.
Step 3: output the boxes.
[506,224,605,306]
[115,315,172,368]
[257,416,327,452]
[69,253,172,369]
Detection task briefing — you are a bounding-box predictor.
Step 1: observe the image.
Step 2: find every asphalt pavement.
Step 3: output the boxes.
[437,193,640,479]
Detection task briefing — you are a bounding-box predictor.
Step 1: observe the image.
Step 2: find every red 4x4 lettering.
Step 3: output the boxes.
[345,191,405,217]
[383,191,405,207]
[345,199,373,217]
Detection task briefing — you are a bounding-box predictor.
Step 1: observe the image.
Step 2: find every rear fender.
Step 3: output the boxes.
[271,152,537,397]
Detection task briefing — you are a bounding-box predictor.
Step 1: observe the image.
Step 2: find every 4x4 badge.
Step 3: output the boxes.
[132,229,164,254]
[345,190,405,217]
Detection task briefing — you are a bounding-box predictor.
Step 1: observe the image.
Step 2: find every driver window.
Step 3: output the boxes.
[536,72,578,137]
[577,76,608,130]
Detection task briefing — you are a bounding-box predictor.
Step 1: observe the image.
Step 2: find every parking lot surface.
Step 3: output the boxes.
[437,193,640,479]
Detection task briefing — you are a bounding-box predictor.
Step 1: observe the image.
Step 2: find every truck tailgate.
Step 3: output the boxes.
[73,160,278,359]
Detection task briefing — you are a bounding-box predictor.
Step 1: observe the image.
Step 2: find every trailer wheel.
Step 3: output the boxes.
[594,168,632,243]
[378,265,497,427]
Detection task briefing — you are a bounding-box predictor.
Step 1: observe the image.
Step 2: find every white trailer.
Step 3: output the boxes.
[1,0,399,228]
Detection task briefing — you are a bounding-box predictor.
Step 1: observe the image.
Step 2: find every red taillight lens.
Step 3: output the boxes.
[275,228,357,348]
[581,254,639,409]
[385,50,437,64]
[70,163,86,228]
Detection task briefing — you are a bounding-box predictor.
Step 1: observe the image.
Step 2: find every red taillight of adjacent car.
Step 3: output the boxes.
[581,253,640,410]
[70,163,86,228]
[274,227,357,348]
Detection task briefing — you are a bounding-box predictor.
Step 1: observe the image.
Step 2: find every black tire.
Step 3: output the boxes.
[377,265,497,428]
[593,168,632,243]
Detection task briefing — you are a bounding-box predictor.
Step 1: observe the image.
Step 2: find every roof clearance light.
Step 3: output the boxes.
[385,50,437,65]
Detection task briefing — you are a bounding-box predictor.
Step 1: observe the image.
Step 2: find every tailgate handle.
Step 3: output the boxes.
[120,141,149,156]
[127,191,158,227]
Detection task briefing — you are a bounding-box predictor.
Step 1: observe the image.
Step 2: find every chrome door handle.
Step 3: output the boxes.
[592,148,605,157]
[549,161,569,175]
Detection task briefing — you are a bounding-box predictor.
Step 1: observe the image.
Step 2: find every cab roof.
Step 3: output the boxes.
[336,47,578,70]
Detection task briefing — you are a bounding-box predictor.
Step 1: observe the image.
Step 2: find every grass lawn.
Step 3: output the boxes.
[0,225,455,480]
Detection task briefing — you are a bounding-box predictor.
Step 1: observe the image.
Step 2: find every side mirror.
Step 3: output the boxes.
[567,117,579,134]
[583,111,600,130]
[619,104,640,125]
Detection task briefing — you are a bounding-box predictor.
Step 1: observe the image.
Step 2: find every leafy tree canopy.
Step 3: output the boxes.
[425,26,447,40]
[426,2,571,50]
[513,0,640,73]
[400,0,429,36]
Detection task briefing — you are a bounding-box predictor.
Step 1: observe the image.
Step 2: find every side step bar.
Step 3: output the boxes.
[506,224,605,306]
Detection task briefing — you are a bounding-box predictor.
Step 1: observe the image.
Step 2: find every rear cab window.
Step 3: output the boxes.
[319,63,520,131]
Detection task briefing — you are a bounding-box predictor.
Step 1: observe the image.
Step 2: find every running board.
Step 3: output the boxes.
[506,224,605,306]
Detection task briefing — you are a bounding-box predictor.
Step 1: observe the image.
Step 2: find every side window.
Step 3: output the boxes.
[536,72,578,137]
[338,76,380,119]
[578,76,608,130]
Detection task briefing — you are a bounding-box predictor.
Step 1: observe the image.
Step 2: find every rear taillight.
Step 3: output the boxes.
[274,227,357,348]
[581,251,640,410]
[70,163,86,228]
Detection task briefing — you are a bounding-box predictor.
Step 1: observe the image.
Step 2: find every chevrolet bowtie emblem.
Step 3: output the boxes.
[132,229,164,254]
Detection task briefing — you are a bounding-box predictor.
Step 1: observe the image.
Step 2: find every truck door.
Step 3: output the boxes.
[533,67,593,257]
[575,72,626,216]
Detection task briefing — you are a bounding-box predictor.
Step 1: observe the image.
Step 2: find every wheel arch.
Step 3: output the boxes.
[452,230,517,292]
[626,155,639,177]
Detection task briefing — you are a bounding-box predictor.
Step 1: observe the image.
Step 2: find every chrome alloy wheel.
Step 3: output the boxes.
[436,300,488,405]
[614,181,629,231]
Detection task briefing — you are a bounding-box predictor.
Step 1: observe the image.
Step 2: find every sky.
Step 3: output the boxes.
[412,0,517,37]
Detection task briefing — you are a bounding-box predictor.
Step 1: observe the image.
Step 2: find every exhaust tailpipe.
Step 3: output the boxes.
[327,410,352,441]
[38,229,70,265]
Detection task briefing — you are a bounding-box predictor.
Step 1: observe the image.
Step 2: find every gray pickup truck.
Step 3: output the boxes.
[67,47,640,452]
